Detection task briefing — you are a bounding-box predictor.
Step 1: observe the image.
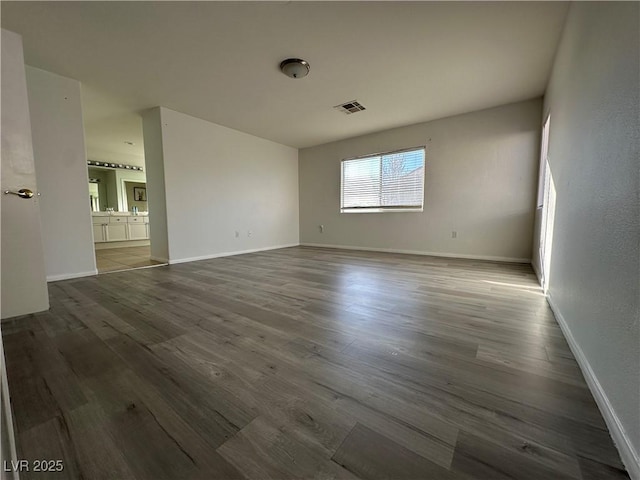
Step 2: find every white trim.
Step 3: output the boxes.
[300,243,531,264]
[46,269,98,282]
[94,239,150,250]
[99,263,166,275]
[341,208,424,214]
[342,145,426,162]
[547,295,639,480]
[168,243,300,265]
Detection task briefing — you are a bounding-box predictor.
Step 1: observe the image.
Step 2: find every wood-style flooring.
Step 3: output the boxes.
[95,245,164,273]
[1,246,629,479]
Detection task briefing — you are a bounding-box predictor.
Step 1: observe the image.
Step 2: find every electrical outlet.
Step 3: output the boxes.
[248,230,252,237]
[452,231,457,239]
[319,224,324,233]
[235,231,239,238]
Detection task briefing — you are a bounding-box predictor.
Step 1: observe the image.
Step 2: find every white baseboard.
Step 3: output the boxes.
[300,243,531,264]
[99,263,166,275]
[46,269,98,282]
[168,243,300,265]
[94,239,150,250]
[547,295,639,479]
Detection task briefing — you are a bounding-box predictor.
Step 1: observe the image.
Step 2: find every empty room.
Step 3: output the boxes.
[1,2,638,479]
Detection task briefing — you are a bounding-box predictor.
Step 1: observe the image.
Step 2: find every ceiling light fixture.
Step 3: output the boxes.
[279,58,310,79]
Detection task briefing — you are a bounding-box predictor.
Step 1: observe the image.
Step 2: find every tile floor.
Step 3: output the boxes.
[95,245,164,273]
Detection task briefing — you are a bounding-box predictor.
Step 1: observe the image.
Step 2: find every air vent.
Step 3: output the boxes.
[334,100,366,115]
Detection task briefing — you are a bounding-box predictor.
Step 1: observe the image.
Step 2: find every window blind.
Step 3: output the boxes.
[341,147,425,212]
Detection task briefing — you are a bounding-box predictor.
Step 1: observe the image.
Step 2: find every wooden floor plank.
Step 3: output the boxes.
[577,455,631,480]
[450,430,579,480]
[18,417,84,480]
[219,416,357,480]
[332,423,459,479]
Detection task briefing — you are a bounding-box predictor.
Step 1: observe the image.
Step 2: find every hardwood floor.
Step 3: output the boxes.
[1,246,629,479]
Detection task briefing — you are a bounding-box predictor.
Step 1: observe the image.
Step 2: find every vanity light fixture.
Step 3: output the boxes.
[279,58,310,79]
[87,160,143,172]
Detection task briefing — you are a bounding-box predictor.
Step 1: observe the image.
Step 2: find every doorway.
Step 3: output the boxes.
[88,160,163,273]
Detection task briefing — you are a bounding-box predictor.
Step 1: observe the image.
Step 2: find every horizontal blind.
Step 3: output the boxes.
[341,148,424,211]
[342,156,381,208]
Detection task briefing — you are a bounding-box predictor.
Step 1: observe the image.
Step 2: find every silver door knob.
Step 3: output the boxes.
[4,188,34,199]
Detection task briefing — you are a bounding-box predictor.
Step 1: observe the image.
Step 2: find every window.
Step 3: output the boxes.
[340,147,425,213]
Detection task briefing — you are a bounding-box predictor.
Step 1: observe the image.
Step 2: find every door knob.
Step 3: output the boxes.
[4,188,34,199]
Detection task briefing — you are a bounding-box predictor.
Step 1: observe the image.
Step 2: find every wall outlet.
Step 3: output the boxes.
[248,230,252,237]
[235,231,239,238]
[319,224,324,233]
[452,231,457,239]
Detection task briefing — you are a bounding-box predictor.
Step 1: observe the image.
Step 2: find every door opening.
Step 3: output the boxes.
[86,121,165,274]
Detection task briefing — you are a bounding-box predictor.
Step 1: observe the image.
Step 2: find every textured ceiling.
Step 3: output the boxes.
[2,1,569,163]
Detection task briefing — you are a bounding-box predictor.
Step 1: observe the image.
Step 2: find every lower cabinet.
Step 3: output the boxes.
[92,215,150,243]
[106,223,128,242]
[128,223,148,240]
[92,224,106,242]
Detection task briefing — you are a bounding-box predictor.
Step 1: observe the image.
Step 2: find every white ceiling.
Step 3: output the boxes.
[2,1,569,162]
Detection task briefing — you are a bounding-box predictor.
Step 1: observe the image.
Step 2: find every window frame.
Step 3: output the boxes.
[340,146,426,214]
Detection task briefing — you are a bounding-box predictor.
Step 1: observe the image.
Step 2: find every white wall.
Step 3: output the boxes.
[535,3,639,476]
[299,99,541,262]
[26,66,97,281]
[1,30,49,319]
[143,107,299,264]
[142,108,170,263]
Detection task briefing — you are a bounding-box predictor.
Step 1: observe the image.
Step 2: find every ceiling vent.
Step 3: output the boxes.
[334,100,366,115]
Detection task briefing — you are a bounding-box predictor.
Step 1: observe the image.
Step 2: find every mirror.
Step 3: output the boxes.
[88,167,117,212]
[125,181,148,212]
[88,166,147,213]
[88,182,100,211]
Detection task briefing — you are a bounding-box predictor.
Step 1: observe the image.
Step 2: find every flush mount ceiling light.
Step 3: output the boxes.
[279,58,310,79]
